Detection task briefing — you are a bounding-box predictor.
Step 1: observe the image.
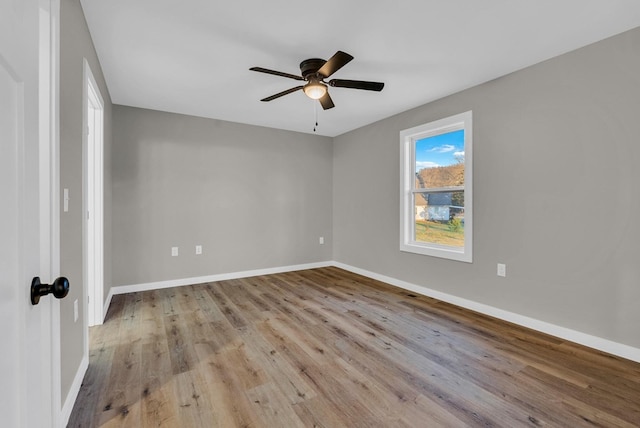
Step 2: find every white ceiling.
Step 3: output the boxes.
[80,0,640,137]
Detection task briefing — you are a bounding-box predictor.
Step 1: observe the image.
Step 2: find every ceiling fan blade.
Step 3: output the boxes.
[260,86,304,102]
[317,51,354,78]
[329,79,384,91]
[250,67,304,81]
[319,92,335,110]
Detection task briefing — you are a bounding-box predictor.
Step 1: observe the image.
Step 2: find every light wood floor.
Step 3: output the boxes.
[68,267,640,427]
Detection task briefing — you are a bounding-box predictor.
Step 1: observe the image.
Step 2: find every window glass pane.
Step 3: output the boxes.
[415,129,465,188]
[414,190,465,248]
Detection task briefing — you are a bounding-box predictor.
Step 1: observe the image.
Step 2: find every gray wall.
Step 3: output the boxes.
[333,27,640,349]
[111,106,333,286]
[60,0,113,402]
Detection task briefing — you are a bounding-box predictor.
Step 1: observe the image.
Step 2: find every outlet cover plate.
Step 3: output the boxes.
[497,263,506,277]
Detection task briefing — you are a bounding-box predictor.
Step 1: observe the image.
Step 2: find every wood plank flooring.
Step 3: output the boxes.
[67,267,640,427]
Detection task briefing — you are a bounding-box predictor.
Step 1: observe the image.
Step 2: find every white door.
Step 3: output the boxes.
[0,0,59,427]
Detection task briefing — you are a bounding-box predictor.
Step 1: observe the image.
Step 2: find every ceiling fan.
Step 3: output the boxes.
[250,51,384,110]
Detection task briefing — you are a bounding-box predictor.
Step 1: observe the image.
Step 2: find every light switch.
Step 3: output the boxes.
[63,188,69,212]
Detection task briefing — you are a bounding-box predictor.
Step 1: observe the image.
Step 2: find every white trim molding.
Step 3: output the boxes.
[60,353,88,427]
[82,57,105,327]
[333,262,640,364]
[103,286,114,322]
[109,261,333,296]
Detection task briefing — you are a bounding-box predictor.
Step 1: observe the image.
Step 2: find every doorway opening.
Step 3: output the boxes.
[84,59,104,327]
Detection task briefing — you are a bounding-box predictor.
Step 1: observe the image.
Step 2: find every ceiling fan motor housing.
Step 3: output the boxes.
[300,58,327,80]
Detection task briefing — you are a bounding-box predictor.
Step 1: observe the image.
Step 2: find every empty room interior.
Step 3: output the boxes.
[30,0,640,426]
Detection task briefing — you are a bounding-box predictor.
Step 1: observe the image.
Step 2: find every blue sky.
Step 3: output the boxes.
[415,129,465,171]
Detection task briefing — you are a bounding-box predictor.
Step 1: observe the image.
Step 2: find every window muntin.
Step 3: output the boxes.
[400,111,472,262]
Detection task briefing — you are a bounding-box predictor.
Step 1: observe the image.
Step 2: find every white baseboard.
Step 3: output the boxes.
[60,353,89,427]
[103,286,114,321]
[109,261,333,296]
[333,261,640,364]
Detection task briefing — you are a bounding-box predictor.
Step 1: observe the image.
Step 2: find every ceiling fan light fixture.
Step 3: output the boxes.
[303,81,327,100]
[250,51,384,110]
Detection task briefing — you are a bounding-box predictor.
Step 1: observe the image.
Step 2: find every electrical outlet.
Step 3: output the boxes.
[319,236,324,245]
[497,263,506,277]
[171,247,179,256]
[74,299,78,322]
[195,245,202,255]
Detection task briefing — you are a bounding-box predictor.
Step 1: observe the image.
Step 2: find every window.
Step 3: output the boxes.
[400,111,472,262]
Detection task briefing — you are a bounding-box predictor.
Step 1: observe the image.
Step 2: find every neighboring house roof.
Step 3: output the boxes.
[427,192,452,206]
[415,192,453,207]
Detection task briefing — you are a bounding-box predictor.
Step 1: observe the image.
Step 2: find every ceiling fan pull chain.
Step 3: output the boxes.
[313,101,319,132]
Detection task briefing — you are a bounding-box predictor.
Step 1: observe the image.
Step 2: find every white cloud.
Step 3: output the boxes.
[429,144,456,153]
[416,161,439,170]
[454,151,465,157]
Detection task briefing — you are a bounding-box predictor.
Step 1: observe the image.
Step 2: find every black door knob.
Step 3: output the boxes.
[31,277,69,305]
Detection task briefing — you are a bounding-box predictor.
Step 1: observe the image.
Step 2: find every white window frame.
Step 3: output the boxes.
[400,111,473,262]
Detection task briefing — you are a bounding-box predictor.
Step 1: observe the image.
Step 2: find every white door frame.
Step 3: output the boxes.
[83,58,104,327]
[39,0,66,428]
[40,1,63,425]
